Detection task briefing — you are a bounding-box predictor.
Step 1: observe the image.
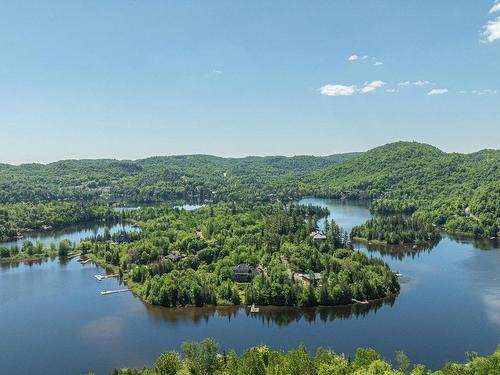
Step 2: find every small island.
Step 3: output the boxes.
[351,216,441,246]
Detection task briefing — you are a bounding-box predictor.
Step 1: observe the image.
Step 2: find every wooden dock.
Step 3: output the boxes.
[94,274,119,281]
[101,289,130,296]
[352,298,369,305]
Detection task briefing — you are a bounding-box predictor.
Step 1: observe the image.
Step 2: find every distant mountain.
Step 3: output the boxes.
[0,152,359,204]
[0,142,498,237]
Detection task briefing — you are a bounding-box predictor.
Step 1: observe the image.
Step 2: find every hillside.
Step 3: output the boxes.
[299,142,500,237]
[0,142,498,238]
[0,153,359,203]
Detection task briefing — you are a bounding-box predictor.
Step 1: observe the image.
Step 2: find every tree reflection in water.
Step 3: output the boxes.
[142,294,397,327]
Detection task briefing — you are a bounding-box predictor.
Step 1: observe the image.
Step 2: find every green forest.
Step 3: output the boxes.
[86,202,399,307]
[351,216,441,245]
[0,202,122,241]
[98,339,500,375]
[0,142,498,240]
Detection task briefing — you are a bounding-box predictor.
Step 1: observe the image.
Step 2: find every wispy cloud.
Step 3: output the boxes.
[398,80,431,87]
[472,89,499,95]
[347,54,383,66]
[427,88,448,96]
[490,1,500,13]
[360,80,386,94]
[483,17,500,42]
[320,80,387,96]
[320,84,357,96]
[386,89,398,93]
[483,2,500,42]
[413,80,431,86]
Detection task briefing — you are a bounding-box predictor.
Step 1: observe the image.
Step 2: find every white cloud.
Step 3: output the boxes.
[459,90,467,94]
[427,88,449,96]
[413,80,431,86]
[386,89,398,93]
[320,80,388,96]
[348,54,383,65]
[320,84,357,96]
[484,16,500,42]
[490,2,500,13]
[360,80,386,94]
[398,81,411,87]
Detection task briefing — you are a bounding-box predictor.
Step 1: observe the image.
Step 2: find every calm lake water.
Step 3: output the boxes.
[0,222,138,249]
[1,198,499,375]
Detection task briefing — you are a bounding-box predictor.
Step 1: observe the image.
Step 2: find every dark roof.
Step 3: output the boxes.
[233,264,252,274]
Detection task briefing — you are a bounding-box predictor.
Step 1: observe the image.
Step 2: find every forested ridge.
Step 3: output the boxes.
[0,153,358,203]
[101,339,500,375]
[293,142,500,238]
[0,141,498,239]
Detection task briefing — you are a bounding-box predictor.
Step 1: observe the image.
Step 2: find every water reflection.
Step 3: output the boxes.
[143,295,397,327]
[0,221,137,248]
[358,241,439,260]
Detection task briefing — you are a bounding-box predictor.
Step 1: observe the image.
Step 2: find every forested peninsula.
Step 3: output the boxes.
[87,202,399,308]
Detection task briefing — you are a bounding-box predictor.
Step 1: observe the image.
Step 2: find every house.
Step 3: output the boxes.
[293,272,322,284]
[165,250,187,262]
[309,231,327,242]
[165,254,181,262]
[232,264,261,282]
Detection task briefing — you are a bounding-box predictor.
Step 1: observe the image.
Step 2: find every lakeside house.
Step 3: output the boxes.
[309,230,327,242]
[165,250,187,262]
[232,264,262,282]
[293,272,322,284]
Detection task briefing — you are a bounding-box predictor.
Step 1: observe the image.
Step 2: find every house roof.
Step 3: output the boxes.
[233,264,252,274]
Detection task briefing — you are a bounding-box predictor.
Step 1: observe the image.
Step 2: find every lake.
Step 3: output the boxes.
[1,198,499,374]
[0,222,138,249]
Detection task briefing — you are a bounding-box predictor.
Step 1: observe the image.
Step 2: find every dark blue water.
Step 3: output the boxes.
[1,199,499,375]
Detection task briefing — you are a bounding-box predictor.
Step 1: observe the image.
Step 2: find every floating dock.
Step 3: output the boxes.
[101,289,130,296]
[95,274,119,281]
[352,298,369,305]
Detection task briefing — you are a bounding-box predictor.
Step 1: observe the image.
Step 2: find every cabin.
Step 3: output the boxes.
[232,264,261,282]
[309,231,327,242]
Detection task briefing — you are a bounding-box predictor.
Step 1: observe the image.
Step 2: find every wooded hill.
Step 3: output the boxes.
[1,141,498,238]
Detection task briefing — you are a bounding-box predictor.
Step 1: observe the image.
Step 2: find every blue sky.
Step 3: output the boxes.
[1,0,499,164]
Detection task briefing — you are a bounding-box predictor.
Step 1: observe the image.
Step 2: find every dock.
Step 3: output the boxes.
[352,298,369,305]
[95,274,119,281]
[250,303,260,313]
[101,289,130,296]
